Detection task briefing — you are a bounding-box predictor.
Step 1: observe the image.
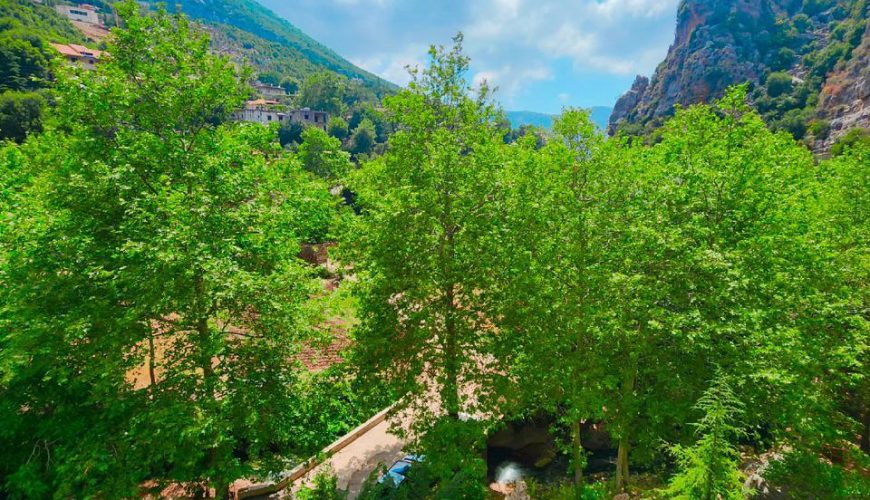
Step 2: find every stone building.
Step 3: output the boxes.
[55,3,101,25]
[234,99,286,125]
[286,108,329,131]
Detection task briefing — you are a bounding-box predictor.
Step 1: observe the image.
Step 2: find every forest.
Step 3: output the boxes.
[0,3,867,499]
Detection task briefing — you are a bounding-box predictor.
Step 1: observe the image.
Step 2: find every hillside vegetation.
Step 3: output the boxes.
[142,0,395,95]
[0,0,84,44]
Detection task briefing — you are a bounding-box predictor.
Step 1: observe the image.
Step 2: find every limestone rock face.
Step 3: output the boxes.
[610,0,790,133]
[608,0,870,146]
[817,19,870,152]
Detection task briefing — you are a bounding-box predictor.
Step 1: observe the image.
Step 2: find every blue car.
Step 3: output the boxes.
[378,455,425,487]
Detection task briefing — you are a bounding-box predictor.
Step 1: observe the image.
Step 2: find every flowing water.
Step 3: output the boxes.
[493,460,527,485]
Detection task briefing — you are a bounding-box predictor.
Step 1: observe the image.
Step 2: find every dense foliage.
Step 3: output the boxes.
[140,0,394,96]
[0,0,82,143]
[0,3,867,499]
[0,3,353,496]
[346,37,869,498]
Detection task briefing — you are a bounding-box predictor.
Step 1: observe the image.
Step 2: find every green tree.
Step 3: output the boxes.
[0,33,52,92]
[599,86,821,491]
[298,71,348,116]
[327,116,349,141]
[0,3,329,495]
[665,378,747,500]
[279,119,305,147]
[298,126,352,179]
[348,117,376,156]
[765,71,793,98]
[344,34,504,430]
[0,90,44,143]
[492,110,637,491]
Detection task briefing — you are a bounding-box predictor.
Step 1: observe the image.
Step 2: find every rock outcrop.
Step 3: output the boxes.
[817,18,870,151]
[608,0,870,147]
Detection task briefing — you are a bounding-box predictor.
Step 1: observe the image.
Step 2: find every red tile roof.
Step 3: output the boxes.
[50,43,103,59]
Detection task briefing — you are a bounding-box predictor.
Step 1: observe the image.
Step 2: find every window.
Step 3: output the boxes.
[304,114,309,120]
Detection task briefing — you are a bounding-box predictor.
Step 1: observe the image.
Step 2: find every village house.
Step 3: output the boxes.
[55,3,101,25]
[234,99,286,125]
[234,99,330,130]
[50,43,103,70]
[252,82,287,99]
[287,108,329,130]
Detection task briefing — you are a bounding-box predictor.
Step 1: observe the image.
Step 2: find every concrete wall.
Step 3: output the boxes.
[56,5,100,25]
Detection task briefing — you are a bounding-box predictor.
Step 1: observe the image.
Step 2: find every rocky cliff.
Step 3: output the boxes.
[817,17,870,151]
[609,0,869,149]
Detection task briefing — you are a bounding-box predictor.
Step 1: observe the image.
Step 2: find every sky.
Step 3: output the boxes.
[258,0,680,114]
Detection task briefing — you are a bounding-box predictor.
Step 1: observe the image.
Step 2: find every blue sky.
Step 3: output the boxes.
[258,0,679,114]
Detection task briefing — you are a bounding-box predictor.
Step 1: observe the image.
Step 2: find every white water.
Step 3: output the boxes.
[494,460,526,485]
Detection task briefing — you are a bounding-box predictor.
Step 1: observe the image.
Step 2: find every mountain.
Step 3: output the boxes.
[0,0,85,44]
[142,0,395,94]
[507,107,612,131]
[609,0,869,151]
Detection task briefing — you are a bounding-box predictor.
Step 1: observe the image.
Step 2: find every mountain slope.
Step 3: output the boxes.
[0,0,85,44]
[507,107,612,131]
[608,0,869,149]
[143,0,395,94]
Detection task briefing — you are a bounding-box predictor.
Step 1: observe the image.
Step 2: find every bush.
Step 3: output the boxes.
[0,90,44,143]
[526,479,608,500]
[770,47,796,70]
[296,468,347,500]
[298,126,352,179]
[831,127,870,156]
[765,72,793,98]
[807,119,831,140]
[279,120,304,147]
[765,451,870,499]
[327,116,349,141]
[802,0,834,16]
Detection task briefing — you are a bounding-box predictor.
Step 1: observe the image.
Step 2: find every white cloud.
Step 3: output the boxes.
[472,64,553,97]
[352,43,429,87]
[259,0,680,108]
[464,0,679,78]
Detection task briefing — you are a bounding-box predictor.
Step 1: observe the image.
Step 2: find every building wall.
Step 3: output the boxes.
[236,107,284,125]
[254,85,286,98]
[68,55,98,70]
[287,109,329,131]
[55,5,100,25]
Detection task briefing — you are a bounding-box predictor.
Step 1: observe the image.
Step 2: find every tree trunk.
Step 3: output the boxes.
[572,419,584,491]
[616,367,636,492]
[444,282,460,420]
[616,436,630,492]
[147,333,157,389]
[861,408,870,453]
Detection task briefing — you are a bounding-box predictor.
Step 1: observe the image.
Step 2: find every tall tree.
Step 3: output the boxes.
[345,35,504,426]
[0,3,330,496]
[493,110,638,491]
[604,86,838,491]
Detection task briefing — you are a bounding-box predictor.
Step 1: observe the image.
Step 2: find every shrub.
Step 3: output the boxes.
[765,451,870,499]
[765,72,793,98]
[831,127,870,156]
[296,468,347,500]
[0,90,44,143]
